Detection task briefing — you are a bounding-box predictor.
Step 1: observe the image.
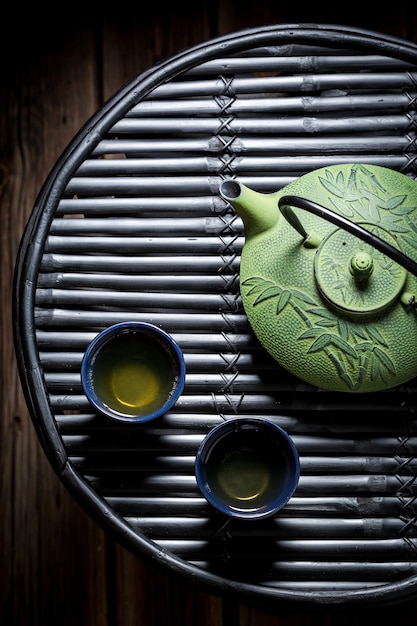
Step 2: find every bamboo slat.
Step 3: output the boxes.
[127,72,417,98]
[124,93,413,116]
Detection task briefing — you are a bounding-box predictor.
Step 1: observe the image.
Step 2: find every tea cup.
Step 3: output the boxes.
[81,321,185,423]
[195,417,299,520]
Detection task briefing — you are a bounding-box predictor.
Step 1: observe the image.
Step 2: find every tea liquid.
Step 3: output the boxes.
[91,333,177,416]
[205,429,286,511]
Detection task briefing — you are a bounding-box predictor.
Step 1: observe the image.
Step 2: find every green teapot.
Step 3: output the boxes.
[219,163,417,393]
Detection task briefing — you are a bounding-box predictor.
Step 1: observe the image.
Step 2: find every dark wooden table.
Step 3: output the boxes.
[3,3,417,625]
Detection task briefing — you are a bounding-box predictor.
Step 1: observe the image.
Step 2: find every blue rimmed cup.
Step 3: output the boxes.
[81,322,185,423]
[195,417,300,520]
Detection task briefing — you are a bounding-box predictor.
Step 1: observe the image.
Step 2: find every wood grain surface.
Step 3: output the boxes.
[2,2,417,624]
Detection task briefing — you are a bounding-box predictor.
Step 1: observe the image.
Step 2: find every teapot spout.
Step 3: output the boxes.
[219,180,280,238]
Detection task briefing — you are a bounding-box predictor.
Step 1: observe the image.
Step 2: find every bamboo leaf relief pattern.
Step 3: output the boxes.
[403,235,417,251]
[319,164,415,241]
[241,276,396,391]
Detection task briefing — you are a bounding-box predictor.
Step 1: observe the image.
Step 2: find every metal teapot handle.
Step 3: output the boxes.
[278,194,417,279]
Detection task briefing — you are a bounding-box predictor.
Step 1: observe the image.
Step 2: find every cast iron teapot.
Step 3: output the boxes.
[219,163,417,393]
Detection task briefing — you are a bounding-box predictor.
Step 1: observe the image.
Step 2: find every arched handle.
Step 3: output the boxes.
[278,194,417,279]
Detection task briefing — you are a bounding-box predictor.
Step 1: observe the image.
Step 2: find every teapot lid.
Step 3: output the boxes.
[314,224,407,315]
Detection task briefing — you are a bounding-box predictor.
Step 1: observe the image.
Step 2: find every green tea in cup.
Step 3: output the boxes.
[81,322,185,423]
[195,418,299,519]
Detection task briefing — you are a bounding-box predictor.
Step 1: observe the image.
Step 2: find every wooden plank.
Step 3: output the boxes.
[0,10,108,626]
[101,3,213,102]
[217,1,417,40]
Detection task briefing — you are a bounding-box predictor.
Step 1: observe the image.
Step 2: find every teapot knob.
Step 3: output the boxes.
[350,251,373,283]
